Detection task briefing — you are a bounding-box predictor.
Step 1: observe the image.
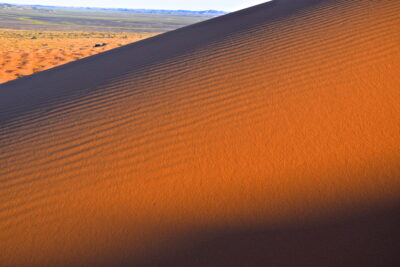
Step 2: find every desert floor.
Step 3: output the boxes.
[0,29,156,84]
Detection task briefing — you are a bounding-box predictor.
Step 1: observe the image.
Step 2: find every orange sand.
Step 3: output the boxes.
[0,30,156,84]
[0,0,400,266]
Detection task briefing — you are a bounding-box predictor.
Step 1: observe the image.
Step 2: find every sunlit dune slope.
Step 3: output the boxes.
[1,0,400,266]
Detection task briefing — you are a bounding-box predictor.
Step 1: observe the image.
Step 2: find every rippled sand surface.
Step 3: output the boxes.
[1,0,399,266]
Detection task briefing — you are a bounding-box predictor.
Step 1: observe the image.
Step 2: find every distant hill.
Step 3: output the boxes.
[0,2,222,32]
[0,3,38,10]
[0,3,227,16]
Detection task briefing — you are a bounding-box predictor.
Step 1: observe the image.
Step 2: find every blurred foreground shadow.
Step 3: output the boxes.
[98,203,400,266]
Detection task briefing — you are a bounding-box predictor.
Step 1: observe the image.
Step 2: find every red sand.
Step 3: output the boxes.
[0,0,400,266]
[0,30,156,84]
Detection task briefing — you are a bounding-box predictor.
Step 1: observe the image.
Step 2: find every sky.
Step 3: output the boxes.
[1,0,268,11]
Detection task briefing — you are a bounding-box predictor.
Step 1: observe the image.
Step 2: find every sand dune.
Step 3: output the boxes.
[1,0,400,266]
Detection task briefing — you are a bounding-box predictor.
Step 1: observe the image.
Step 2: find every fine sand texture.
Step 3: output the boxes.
[1,0,400,266]
[0,30,156,84]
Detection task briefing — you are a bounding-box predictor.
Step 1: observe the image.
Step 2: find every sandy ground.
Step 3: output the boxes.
[0,30,156,84]
[0,0,399,266]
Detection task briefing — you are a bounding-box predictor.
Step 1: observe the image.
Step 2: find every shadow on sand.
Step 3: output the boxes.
[96,203,400,266]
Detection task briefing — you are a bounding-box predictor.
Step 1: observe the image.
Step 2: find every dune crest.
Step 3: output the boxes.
[1,0,400,265]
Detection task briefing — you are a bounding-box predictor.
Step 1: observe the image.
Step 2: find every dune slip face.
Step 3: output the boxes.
[1,0,400,266]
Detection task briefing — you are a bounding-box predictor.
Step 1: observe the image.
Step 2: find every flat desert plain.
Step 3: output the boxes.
[0,30,156,83]
[0,4,216,84]
[1,0,400,266]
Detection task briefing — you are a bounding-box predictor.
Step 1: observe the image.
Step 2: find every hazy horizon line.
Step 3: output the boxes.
[0,2,230,13]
